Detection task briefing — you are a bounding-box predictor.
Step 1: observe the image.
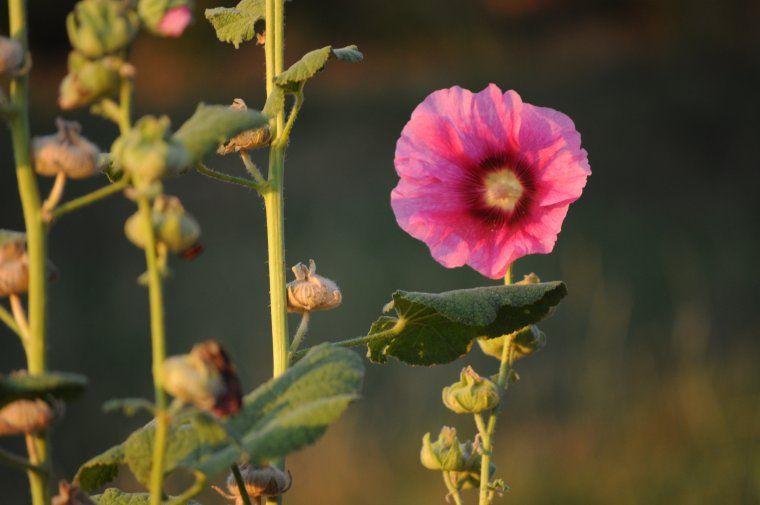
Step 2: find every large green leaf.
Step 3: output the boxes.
[92,488,201,505]
[205,0,265,49]
[173,103,267,163]
[367,282,567,365]
[75,444,125,493]
[274,45,363,90]
[0,372,87,407]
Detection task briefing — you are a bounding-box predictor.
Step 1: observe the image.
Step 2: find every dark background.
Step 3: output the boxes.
[1,0,759,503]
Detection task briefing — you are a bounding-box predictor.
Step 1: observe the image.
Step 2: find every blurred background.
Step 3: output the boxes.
[1,0,759,503]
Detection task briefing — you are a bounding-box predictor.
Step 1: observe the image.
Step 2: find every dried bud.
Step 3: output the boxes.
[219,465,292,503]
[477,325,546,361]
[442,366,500,414]
[160,340,242,417]
[420,426,466,471]
[66,0,140,59]
[58,52,119,110]
[139,0,193,37]
[0,36,24,77]
[0,395,62,436]
[124,195,201,255]
[33,119,101,179]
[111,115,190,187]
[52,481,96,505]
[217,99,271,155]
[286,260,341,313]
[0,230,29,297]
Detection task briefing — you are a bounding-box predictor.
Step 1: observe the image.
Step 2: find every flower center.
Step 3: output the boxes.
[482,168,524,212]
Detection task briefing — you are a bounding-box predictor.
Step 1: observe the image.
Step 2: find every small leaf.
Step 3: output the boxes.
[367,282,567,365]
[205,0,265,49]
[75,444,125,493]
[0,372,88,407]
[274,45,362,91]
[92,488,201,505]
[173,103,267,163]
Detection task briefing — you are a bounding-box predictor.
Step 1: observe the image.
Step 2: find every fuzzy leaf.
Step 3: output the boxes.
[205,0,265,48]
[92,488,201,505]
[367,282,567,365]
[332,45,363,63]
[0,372,87,407]
[262,86,285,119]
[75,444,125,493]
[274,45,363,90]
[174,103,267,163]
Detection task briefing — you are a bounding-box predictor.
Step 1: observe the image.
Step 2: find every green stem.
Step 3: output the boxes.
[240,152,266,185]
[138,197,169,505]
[7,1,50,503]
[0,446,46,475]
[118,77,133,135]
[0,303,23,339]
[290,326,400,361]
[273,91,303,148]
[46,178,129,222]
[288,312,310,355]
[231,464,254,505]
[196,163,263,192]
[443,472,464,505]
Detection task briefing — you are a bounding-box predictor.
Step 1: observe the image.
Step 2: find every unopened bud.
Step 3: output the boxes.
[58,52,119,110]
[124,195,201,255]
[420,426,465,471]
[442,366,500,414]
[286,260,341,313]
[220,465,292,503]
[445,439,495,491]
[0,230,29,297]
[33,118,101,179]
[139,0,193,37]
[66,0,140,59]
[217,99,271,155]
[0,36,24,77]
[160,340,242,417]
[477,325,546,361]
[52,481,96,505]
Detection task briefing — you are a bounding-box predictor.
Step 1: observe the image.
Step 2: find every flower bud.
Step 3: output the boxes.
[52,481,96,505]
[477,325,546,361]
[160,340,242,417]
[33,118,101,179]
[445,439,496,491]
[220,465,292,503]
[138,0,193,37]
[442,366,500,414]
[58,52,119,110]
[66,0,140,59]
[0,36,24,77]
[124,195,201,256]
[286,259,341,313]
[217,99,271,155]
[111,115,190,186]
[0,230,29,297]
[0,396,62,436]
[420,426,466,471]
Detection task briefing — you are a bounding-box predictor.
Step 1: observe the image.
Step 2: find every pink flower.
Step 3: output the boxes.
[157,6,192,37]
[392,85,590,279]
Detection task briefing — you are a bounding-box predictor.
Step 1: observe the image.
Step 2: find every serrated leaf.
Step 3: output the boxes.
[75,444,125,493]
[274,45,363,90]
[92,488,201,505]
[205,0,265,49]
[0,372,88,407]
[367,282,567,365]
[174,103,267,163]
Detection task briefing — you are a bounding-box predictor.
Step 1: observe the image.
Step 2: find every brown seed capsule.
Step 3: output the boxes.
[52,480,96,505]
[0,230,29,297]
[217,98,271,155]
[33,118,101,179]
[286,259,342,313]
[218,465,292,503]
[0,398,61,436]
[0,36,24,77]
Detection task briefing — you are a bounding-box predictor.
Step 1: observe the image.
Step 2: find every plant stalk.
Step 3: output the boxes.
[7,1,50,503]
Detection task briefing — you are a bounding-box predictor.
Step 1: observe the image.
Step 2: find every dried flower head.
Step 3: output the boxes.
[392,84,590,279]
[216,465,292,504]
[0,36,24,77]
[0,388,62,437]
[52,481,96,505]
[161,340,242,417]
[217,99,272,155]
[33,118,101,179]
[286,259,342,313]
[0,230,29,297]
[124,195,202,256]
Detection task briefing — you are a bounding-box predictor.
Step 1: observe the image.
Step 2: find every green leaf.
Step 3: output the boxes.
[367,282,567,365]
[92,488,201,505]
[274,45,363,90]
[173,103,267,163]
[205,0,265,49]
[262,86,285,119]
[75,444,125,493]
[0,372,88,407]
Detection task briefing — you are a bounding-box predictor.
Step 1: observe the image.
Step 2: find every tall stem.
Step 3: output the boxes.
[139,197,169,505]
[7,1,50,503]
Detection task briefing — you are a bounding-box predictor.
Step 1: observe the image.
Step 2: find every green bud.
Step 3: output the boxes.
[445,439,496,491]
[124,195,201,255]
[111,115,190,186]
[66,0,140,59]
[138,0,193,37]
[58,52,119,110]
[477,325,546,361]
[420,426,465,471]
[442,366,500,414]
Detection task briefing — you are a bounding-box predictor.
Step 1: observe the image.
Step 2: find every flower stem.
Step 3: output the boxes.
[118,77,133,135]
[47,177,129,223]
[0,302,23,338]
[196,162,263,192]
[7,1,50,503]
[288,312,310,355]
[231,464,254,505]
[41,173,67,217]
[0,446,46,475]
[138,196,169,505]
[290,326,400,361]
[443,473,464,505]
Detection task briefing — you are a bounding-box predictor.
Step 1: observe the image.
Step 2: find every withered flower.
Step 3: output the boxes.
[33,118,101,179]
[215,465,292,504]
[217,99,271,155]
[286,259,341,313]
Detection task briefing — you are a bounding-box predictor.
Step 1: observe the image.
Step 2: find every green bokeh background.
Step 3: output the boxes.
[1,0,758,503]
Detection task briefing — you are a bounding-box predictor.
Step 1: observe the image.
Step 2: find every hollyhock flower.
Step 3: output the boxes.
[392,84,590,279]
[157,6,192,37]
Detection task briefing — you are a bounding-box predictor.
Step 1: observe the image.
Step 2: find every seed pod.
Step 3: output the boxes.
[52,481,97,505]
[217,99,271,155]
[0,397,62,436]
[124,195,201,255]
[58,52,119,110]
[161,340,242,417]
[0,230,29,297]
[442,366,500,415]
[33,118,101,179]
[66,0,140,59]
[420,426,466,471]
[220,465,292,503]
[286,260,342,313]
[138,0,193,37]
[0,36,24,77]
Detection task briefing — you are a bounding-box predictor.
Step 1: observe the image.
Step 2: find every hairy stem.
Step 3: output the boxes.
[196,162,263,192]
[47,177,129,222]
[7,1,50,503]
[240,152,265,185]
[165,471,207,505]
